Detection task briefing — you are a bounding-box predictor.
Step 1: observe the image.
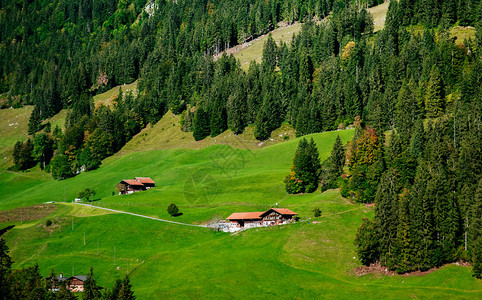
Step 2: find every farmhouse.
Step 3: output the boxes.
[116,177,156,195]
[227,208,297,229]
[47,272,88,293]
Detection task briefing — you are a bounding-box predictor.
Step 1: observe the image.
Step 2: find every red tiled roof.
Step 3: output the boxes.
[226,212,264,220]
[272,208,298,215]
[135,177,155,184]
[121,179,144,186]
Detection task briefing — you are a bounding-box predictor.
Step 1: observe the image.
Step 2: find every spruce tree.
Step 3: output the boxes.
[0,238,12,299]
[193,107,211,141]
[82,267,101,300]
[284,138,321,193]
[354,218,379,265]
[331,135,345,176]
[374,170,400,269]
[28,107,41,135]
[424,66,444,118]
[470,179,482,278]
[261,34,278,74]
[118,275,135,300]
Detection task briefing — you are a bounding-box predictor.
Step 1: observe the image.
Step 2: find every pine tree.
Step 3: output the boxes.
[284,138,321,194]
[424,66,444,118]
[470,179,482,278]
[395,189,414,273]
[82,267,101,300]
[28,106,42,135]
[0,238,12,299]
[118,275,135,300]
[395,80,418,143]
[193,107,211,141]
[254,90,282,141]
[261,34,278,73]
[374,170,399,269]
[354,218,379,265]
[331,135,345,176]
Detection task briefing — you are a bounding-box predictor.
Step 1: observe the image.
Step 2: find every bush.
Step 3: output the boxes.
[45,219,52,227]
[167,203,179,216]
[313,208,321,217]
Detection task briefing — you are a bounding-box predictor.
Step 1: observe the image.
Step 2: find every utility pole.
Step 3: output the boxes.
[114,246,116,266]
[84,232,85,246]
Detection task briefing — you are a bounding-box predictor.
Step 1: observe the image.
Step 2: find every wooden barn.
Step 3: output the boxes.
[116,177,156,195]
[227,208,297,228]
[135,177,156,189]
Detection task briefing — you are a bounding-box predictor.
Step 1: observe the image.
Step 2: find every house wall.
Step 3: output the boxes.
[69,279,84,292]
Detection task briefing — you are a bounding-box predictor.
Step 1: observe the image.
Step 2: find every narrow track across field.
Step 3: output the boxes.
[71,202,208,228]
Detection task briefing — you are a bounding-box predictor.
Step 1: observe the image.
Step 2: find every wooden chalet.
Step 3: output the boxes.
[47,273,88,293]
[68,275,88,292]
[135,177,156,189]
[116,177,156,195]
[227,208,297,228]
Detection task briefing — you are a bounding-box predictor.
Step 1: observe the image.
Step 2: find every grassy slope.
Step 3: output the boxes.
[230,23,303,71]
[0,107,67,169]
[93,80,138,107]
[1,129,481,298]
[367,1,476,43]
[367,1,390,32]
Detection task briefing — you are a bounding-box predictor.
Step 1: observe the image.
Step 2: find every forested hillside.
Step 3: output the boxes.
[1,0,482,278]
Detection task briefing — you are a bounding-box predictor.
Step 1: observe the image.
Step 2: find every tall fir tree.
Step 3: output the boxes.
[192,106,211,141]
[424,66,444,118]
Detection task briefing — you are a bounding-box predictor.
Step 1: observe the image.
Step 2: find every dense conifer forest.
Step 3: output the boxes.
[1,0,482,278]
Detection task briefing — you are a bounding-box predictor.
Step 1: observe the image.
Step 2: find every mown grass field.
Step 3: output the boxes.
[1,127,481,298]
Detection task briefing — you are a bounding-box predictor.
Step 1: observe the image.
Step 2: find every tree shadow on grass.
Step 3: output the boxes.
[172,212,183,217]
[0,225,15,237]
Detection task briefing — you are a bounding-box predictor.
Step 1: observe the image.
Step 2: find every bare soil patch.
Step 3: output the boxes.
[0,204,56,222]
[354,261,471,277]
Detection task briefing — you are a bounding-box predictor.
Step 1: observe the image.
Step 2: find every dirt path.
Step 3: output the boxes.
[71,203,208,228]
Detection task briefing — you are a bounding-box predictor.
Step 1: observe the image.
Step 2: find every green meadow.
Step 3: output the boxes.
[1,126,481,298]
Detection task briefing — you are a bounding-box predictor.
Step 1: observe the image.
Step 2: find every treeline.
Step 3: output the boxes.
[0,0,349,112]
[2,0,377,176]
[12,89,150,178]
[0,237,135,299]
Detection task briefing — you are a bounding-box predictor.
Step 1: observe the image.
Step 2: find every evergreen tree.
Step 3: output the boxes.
[0,238,12,300]
[118,275,135,300]
[424,66,444,118]
[471,179,482,278]
[28,107,42,135]
[32,133,53,170]
[82,267,101,300]
[261,34,278,73]
[193,107,211,141]
[354,218,379,266]
[374,170,399,269]
[331,135,345,176]
[284,138,321,193]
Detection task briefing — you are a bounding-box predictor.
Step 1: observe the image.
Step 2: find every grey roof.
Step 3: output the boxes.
[53,275,88,282]
[70,275,88,282]
[54,276,68,282]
